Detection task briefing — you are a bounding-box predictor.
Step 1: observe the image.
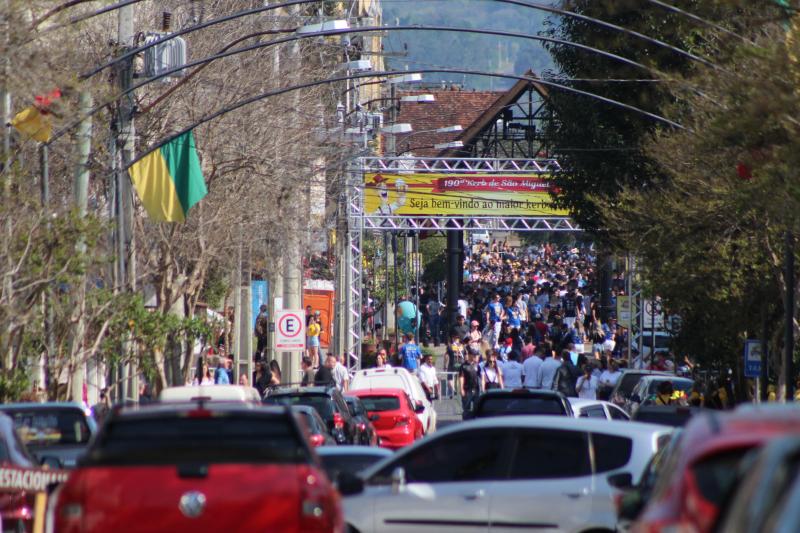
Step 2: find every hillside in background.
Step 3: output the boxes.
[381,0,554,90]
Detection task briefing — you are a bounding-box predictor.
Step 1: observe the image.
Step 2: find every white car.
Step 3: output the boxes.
[341,416,670,533]
[159,385,262,403]
[350,367,437,434]
[569,398,630,421]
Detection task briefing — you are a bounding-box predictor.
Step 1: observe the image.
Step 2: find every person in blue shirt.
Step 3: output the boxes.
[504,295,521,329]
[484,293,505,349]
[399,333,421,372]
[214,357,231,385]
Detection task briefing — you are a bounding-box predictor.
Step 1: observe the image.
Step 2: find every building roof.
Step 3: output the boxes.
[393,88,501,157]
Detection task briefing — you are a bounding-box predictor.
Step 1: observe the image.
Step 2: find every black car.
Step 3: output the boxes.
[465,388,574,419]
[631,405,703,427]
[0,402,97,469]
[343,395,378,446]
[291,405,337,447]
[264,386,358,444]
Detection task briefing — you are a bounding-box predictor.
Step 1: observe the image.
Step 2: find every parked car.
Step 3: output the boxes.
[51,402,343,532]
[347,388,424,450]
[0,402,96,469]
[569,398,630,420]
[633,404,800,533]
[350,367,437,434]
[0,412,40,533]
[713,434,800,533]
[292,405,337,447]
[343,395,379,446]
[264,385,358,445]
[466,388,574,419]
[610,370,671,408]
[625,376,695,414]
[341,416,669,533]
[159,385,262,403]
[315,446,393,483]
[631,405,702,427]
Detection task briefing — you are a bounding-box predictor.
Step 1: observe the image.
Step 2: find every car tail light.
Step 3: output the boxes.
[309,434,325,447]
[357,422,366,432]
[333,412,344,429]
[299,469,343,533]
[395,415,410,427]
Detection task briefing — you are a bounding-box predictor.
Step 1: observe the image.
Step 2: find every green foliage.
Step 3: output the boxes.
[419,236,446,284]
[200,265,229,309]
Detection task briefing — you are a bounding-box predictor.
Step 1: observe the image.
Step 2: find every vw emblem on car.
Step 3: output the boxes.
[179,491,207,518]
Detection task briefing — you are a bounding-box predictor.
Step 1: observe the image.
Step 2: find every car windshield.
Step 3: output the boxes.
[319,453,387,479]
[265,394,334,420]
[358,396,400,412]
[6,409,91,447]
[647,379,694,396]
[690,447,751,506]
[476,396,565,416]
[617,373,647,398]
[84,414,307,466]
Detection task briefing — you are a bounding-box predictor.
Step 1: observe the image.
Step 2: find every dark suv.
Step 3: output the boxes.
[466,389,574,419]
[52,402,342,532]
[264,386,359,445]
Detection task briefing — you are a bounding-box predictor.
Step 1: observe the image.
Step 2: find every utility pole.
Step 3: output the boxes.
[785,230,795,401]
[116,3,136,401]
[70,91,92,404]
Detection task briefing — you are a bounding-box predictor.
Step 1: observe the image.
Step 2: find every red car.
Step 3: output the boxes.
[347,388,424,450]
[0,412,39,532]
[51,402,343,532]
[633,404,800,533]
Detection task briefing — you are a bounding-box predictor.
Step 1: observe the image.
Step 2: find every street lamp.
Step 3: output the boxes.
[381,123,413,134]
[400,94,435,103]
[296,20,350,34]
[389,73,423,84]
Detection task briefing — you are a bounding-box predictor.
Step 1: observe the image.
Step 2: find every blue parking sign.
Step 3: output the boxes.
[744,340,762,378]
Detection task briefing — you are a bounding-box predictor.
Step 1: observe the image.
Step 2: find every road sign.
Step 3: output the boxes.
[275,309,306,351]
[744,339,762,378]
[643,299,665,330]
[616,296,632,328]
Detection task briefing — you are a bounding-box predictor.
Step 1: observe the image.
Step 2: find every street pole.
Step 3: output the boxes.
[39,145,55,392]
[70,91,93,404]
[392,233,398,350]
[785,230,795,401]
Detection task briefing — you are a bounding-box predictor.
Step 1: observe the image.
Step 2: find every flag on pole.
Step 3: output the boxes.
[10,89,62,143]
[128,131,208,222]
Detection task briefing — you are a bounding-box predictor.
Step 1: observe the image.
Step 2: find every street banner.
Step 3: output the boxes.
[274,309,306,351]
[251,280,269,328]
[364,173,568,216]
[0,466,69,493]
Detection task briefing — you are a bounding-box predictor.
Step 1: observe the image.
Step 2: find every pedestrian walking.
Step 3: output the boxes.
[501,350,524,388]
[575,364,598,400]
[459,351,481,417]
[482,351,504,391]
[307,315,321,368]
[398,333,421,372]
[254,304,270,359]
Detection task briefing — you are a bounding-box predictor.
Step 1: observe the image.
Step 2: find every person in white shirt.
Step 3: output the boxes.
[331,354,350,392]
[576,364,598,400]
[500,351,524,388]
[522,349,543,388]
[598,360,622,400]
[539,351,563,391]
[417,353,439,400]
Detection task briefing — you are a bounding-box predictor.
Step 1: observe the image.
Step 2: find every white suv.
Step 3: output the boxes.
[341,416,669,533]
[350,367,437,434]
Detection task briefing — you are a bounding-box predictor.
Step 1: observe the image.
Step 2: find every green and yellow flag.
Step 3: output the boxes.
[128,131,208,222]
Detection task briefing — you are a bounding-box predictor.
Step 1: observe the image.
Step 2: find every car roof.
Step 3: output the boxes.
[0,402,88,411]
[354,367,412,378]
[269,386,333,395]
[437,415,668,438]
[480,388,565,398]
[639,376,694,385]
[568,399,618,409]
[620,370,672,377]
[159,385,261,403]
[347,388,406,397]
[112,402,289,419]
[315,445,393,458]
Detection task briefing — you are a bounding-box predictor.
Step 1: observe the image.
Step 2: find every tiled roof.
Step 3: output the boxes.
[391,88,502,157]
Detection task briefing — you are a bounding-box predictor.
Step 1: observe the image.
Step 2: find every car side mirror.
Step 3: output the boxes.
[414,403,425,414]
[607,472,633,489]
[40,456,63,470]
[337,471,365,497]
[369,414,380,422]
[391,467,406,494]
[618,489,645,521]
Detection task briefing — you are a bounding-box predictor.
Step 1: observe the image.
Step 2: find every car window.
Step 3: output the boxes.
[298,411,320,432]
[6,409,91,446]
[582,405,606,419]
[609,405,629,420]
[358,396,401,412]
[509,429,591,479]
[372,430,508,484]
[476,395,565,416]
[320,454,387,480]
[617,374,644,397]
[264,394,334,420]
[86,413,307,466]
[593,433,633,473]
[690,448,751,506]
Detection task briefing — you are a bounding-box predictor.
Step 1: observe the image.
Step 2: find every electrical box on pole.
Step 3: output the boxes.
[143,33,187,81]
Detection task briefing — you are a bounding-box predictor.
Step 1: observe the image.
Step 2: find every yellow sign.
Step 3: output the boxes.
[616,296,632,329]
[364,173,568,216]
